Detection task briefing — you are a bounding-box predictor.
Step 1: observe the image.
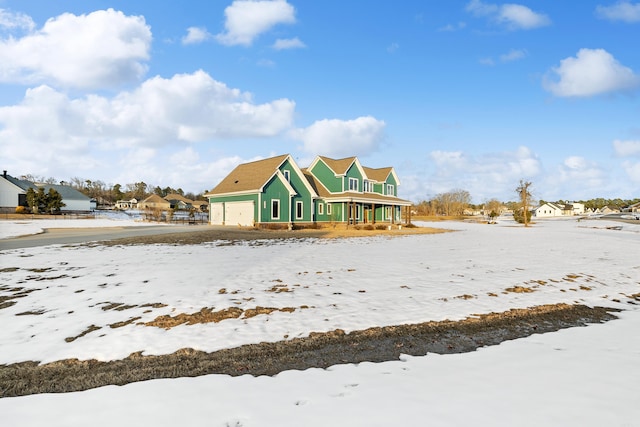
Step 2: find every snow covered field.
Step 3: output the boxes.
[1,217,639,426]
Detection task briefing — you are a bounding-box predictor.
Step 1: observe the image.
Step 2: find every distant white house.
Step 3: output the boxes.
[629,202,640,213]
[535,203,564,217]
[535,202,585,218]
[115,199,138,210]
[570,202,585,215]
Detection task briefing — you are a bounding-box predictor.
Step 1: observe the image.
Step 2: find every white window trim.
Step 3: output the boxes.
[318,202,324,215]
[271,199,280,220]
[327,203,332,215]
[386,184,394,196]
[283,170,290,182]
[295,201,303,219]
[349,177,359,192]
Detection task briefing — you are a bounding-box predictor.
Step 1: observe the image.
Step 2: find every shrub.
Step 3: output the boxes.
[376,224,387,230]
[363,224,374,230]
[15,206,28,214]
[513,209,532,224]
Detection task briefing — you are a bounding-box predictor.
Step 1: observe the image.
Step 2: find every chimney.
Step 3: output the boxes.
[3,170,6,178]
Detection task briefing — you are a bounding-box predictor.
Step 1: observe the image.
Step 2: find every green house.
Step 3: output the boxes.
[206,154,411,227]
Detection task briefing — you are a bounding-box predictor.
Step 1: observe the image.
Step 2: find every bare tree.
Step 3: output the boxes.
[434,189,471,216]
[515,180,533,227]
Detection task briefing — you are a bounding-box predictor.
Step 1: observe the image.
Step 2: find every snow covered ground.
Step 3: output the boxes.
[1,217,639,426]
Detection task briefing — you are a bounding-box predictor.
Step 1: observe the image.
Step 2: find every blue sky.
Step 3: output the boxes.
[1,0,639,203]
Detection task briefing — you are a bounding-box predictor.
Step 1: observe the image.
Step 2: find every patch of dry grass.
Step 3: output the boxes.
[504,286,536,294]
[144,305,306,329]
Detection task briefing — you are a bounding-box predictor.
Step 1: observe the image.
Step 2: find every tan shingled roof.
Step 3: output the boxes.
[363,166,392,182]
[318,156,356,175]
[164,193,192,203]
[140,194,169,204]
[303,170,410,205]
[208,154,289,195]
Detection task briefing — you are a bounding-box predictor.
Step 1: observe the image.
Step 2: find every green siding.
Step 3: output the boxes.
[344,164,363,192]
[310,160,342,193]
[385,174,398,197]
[315,200,342,222]
[262,175,291,223]
[279,159,313,222]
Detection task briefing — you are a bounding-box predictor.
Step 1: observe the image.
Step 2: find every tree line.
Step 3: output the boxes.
[412,185,638,219]
[19,174,208,205]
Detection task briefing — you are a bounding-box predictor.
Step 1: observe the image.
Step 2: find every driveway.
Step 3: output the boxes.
[0,224,213,250]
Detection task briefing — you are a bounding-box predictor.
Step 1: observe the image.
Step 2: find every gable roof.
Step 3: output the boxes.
[207,154,289,195]
[1,173,38,192]
[206,154,316,197]
[36,184,90,201]
[362,166,391,182]
[317,156,357,175]
[140,194,169,204]
[303,169,410,205]
[164,193,192,203]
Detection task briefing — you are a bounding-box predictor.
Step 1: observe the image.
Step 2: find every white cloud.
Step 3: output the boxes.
[481,48,527,66]
[466,0,550,30]
[387,42,399,53]
[438,22,467,32]
[620,160,640,184]
[596,1,640,22]
[417,146,542,201]
[613,139,640,157]
[272,37,305,50]
[552,156,608,196]
[500,48,527,62]
[543,48,640,97]
[0,9,151,90]
[216,0,296,46]
[182,27,212,45]
[293,116,386,158]
[0,71,296,180]
[498,4,551,29]
[0,8,35,32]
[479,57,495,66]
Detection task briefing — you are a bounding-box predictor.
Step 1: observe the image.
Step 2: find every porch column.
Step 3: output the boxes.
[372,203,375,224]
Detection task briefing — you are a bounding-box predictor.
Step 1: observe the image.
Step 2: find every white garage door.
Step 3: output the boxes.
[224,201,254,226]
[210,203,224,225]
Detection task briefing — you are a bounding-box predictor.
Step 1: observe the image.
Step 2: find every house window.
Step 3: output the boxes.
[356,205,361,220]
[283,170,290,182]
[327,203,332,215]
[386,184,394,196]
[384,206,392,220]
[318,203,324,215]
[296,201,303,219]
[349,177,359,192]
[271,199,280,220]
[363,180,373,193]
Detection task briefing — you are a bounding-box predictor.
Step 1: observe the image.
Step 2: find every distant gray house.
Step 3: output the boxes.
[36,183,92,211]
[0,170,91,212]
[0,171,38,211]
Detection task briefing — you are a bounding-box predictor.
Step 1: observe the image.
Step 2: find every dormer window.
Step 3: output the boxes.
[363,180,372,193]
[386,184,394,196]
[348,177,359,192]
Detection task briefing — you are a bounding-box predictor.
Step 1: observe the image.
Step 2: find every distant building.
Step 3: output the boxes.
[535,202,585,218]
[0,171,91,212]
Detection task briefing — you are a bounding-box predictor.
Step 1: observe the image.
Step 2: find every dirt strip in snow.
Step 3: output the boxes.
[0,303,618,398]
